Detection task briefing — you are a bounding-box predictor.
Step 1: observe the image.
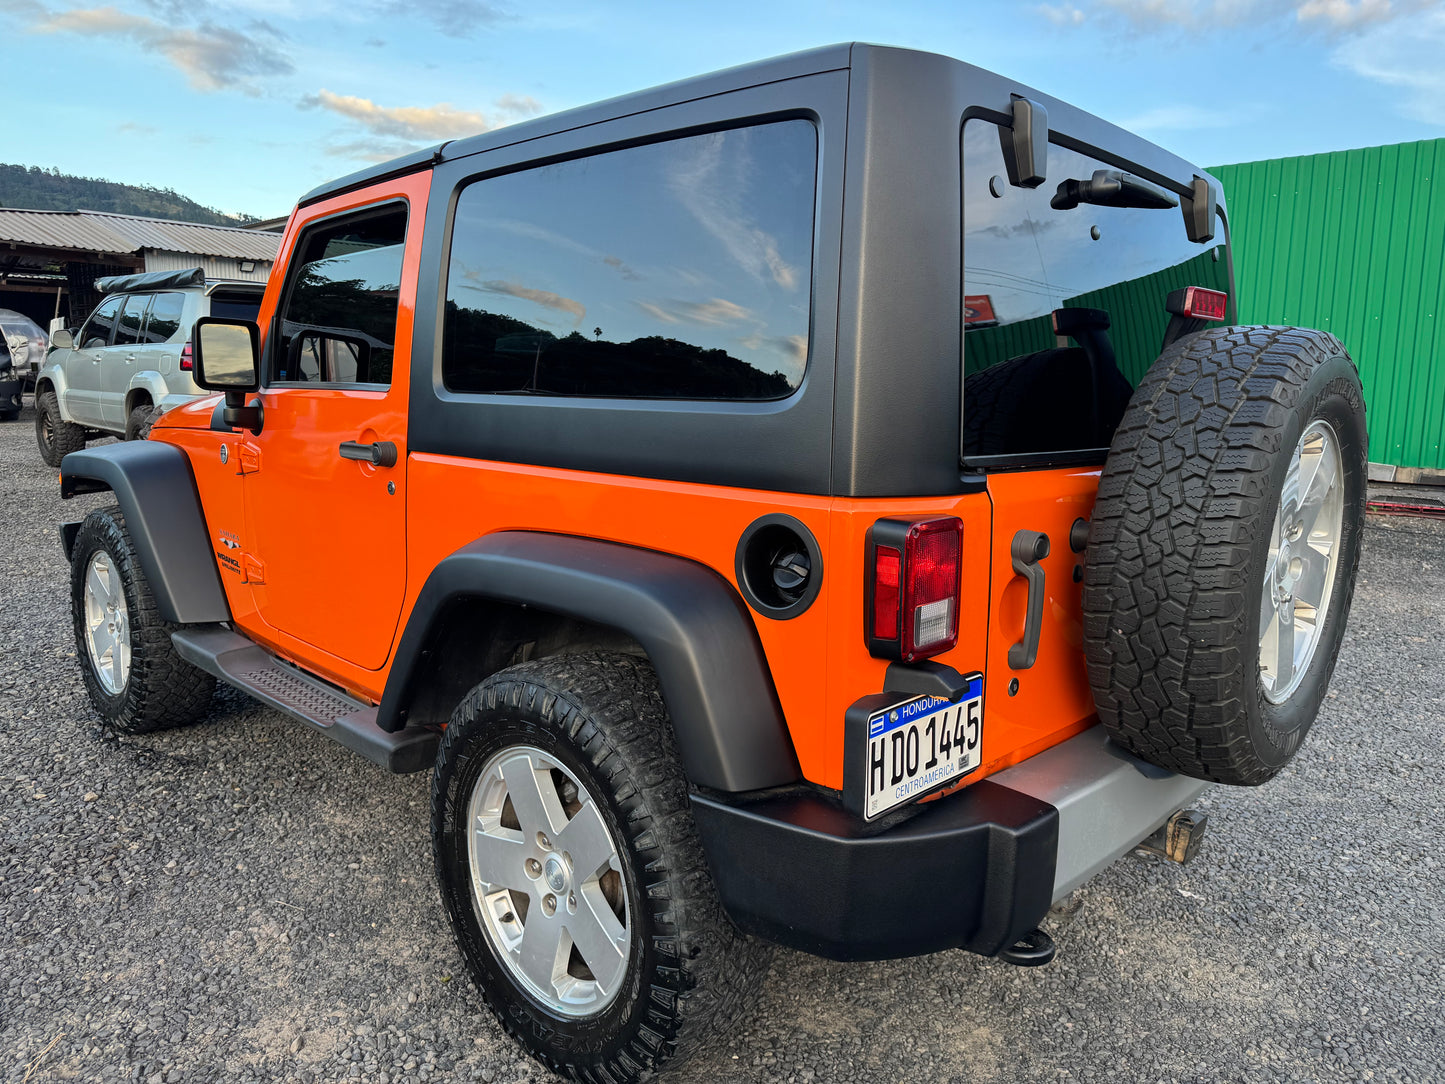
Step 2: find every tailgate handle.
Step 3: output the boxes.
[1008,530,1050,670]
[339,440,398,468]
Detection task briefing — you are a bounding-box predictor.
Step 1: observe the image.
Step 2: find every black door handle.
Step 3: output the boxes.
[338,440,398,468]
[1008,530,1050,670]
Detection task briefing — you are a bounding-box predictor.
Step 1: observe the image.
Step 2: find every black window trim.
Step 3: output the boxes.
[434,108,822,407]
[263,196,411,391]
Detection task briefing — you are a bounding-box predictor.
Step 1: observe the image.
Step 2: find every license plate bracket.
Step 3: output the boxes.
[842,673,984,821]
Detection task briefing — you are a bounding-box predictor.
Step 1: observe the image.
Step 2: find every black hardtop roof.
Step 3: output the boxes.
[298,42,1213,209]
[299,44,852,206]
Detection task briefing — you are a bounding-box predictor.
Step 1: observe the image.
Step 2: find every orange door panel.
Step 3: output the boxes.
[979,467,1100,776]
[234,173,430,672]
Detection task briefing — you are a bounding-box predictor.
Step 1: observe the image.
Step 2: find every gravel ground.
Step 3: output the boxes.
[2,402,1442,1084]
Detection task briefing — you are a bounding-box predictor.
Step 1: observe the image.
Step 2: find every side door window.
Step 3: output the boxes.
[273,207,407,386]
[78,296,121,349]
[114,296,146,348]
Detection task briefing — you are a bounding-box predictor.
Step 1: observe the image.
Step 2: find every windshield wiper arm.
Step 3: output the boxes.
[1051,169,1179,211]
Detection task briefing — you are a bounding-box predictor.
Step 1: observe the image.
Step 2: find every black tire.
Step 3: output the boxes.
[125,403,158,441]
[36,389,85,467]
[70,506,216,734]
[432,652,771,1082]
[1083,326,1367,785]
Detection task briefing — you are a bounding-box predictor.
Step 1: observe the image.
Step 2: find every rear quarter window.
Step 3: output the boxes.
[208,293,263,322]
[441,119,817,401]
[962,119,1229,460]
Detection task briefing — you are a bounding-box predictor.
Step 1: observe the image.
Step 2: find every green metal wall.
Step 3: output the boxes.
[1213,141,1445,470]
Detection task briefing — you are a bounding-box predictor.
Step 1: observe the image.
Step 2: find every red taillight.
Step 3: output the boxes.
[179,341,193,371]
[1169,286,1228,321]
[866,516,964,663]
[873,547,900,639]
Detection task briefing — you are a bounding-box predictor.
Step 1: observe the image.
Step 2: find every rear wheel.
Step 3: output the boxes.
[1083,326,1367,785]
[37,389,85,467]
[125,403,158,441]
[70,506,216,733]
[432,653,770,1081]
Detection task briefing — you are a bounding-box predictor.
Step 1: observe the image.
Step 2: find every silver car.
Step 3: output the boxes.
[35,268,264,465]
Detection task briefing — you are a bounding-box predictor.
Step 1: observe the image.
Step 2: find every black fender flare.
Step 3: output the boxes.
[59,442,231,625]
[378,531,802,793]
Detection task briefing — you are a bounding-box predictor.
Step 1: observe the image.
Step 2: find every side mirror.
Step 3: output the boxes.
[193,317,263,434]
[51,329,74,350]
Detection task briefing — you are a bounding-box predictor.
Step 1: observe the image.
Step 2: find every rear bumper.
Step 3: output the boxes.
[691,724,1209,962]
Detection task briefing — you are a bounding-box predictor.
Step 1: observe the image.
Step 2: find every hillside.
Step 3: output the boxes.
[0,164,259,226]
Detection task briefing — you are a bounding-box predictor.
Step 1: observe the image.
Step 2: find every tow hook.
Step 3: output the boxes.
[998,928,1056,967]
[1136,808,1208,864]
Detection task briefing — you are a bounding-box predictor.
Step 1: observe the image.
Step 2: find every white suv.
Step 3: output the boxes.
[35,268,264,466]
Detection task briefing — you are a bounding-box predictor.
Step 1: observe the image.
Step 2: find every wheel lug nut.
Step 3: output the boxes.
[537,833,552,850]
[567,893,577,912]
[542,894,556,916]
[525,858,541,877]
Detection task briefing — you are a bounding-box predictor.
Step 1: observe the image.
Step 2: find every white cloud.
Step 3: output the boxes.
[1117,103,1239,132]
[30,5,292,91]
[667,132,801,291]
[1297,0,1401,28]
[305,89,541,143]
[1331,4,1445,123]
[1062,0,1423,31]
[470,278,586,327]
[1038,3,1086,24]
[634,297,754,327]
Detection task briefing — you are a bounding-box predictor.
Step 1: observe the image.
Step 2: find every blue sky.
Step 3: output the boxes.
[2,0,1443,219]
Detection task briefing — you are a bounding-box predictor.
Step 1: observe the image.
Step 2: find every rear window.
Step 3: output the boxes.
[441,119,817,401]
[209,292,263,323]
[962,119,1229,461]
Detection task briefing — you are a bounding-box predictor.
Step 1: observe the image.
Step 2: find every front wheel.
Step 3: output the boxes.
[431,653,771,1081]
[70,506,216,733]
[36,389,85,467]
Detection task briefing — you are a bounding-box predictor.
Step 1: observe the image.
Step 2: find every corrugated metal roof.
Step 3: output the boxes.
[83,210,281,260]
[1213,138,1445,472]
[0,208,281,260]
[0,208,136,254]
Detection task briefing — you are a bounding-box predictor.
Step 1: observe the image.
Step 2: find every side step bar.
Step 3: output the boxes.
[171,625,439,773]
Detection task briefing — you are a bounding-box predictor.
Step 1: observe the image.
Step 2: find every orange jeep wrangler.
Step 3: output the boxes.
[58,44,1367,1082]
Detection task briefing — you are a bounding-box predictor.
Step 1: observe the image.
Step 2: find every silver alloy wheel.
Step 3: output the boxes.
[1259,419,1345,703]
[83,551,131,695]
[467,744,631,1017]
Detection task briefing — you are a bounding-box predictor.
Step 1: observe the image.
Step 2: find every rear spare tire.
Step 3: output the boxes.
[1083,326,1367,785]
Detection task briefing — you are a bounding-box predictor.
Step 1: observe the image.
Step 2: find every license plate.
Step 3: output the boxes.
[861,675,983,820]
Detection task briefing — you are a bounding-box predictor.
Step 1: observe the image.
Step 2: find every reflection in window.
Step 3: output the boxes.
[275,207,407,385]
[143,292,185,343]
[81,296,121,348]
[114,295,146,347]
[962,120,1229,458]
[442,120,817,400]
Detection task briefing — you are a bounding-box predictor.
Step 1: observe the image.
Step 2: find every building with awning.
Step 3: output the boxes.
[0,208,280,329]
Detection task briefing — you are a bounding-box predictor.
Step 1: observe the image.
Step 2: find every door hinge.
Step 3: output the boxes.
[242,554,265,584]
[237,442,262,475]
